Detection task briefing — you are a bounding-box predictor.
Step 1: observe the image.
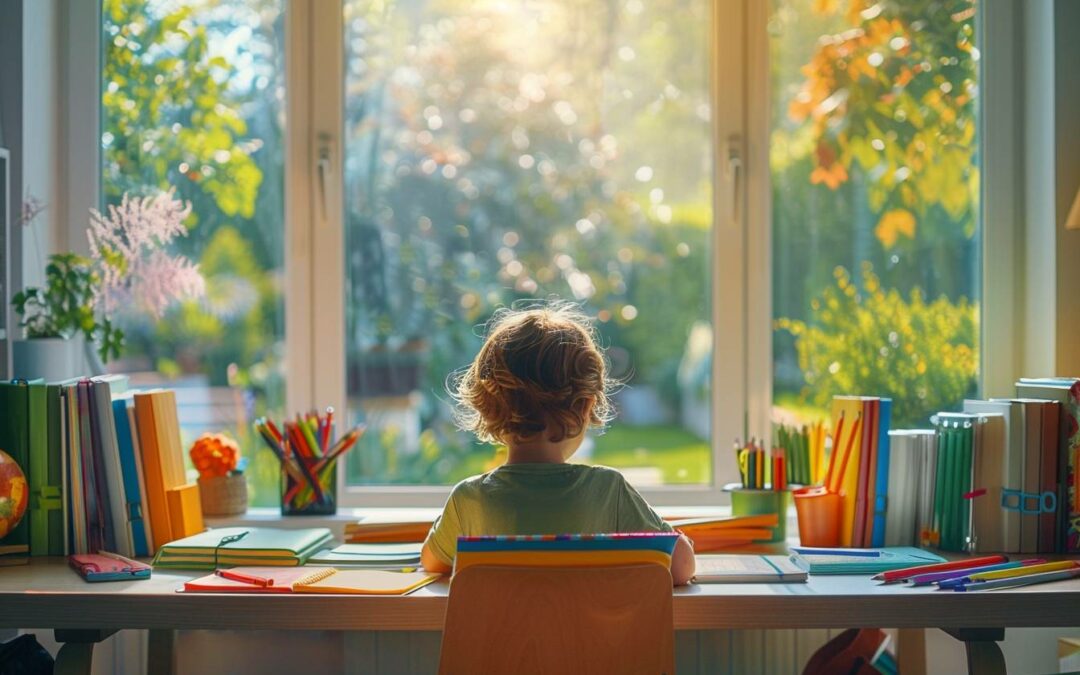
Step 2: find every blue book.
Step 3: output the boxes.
[789,546,944,575]
[870,398,892,547]
[112,396,150,557]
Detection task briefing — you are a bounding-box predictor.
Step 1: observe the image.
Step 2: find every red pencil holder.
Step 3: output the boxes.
[281,461,337,516]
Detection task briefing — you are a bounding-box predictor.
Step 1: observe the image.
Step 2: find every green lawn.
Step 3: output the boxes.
[443,423,711,485]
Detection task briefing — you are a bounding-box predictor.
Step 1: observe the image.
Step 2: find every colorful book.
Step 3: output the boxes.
[112,396,149,557]
[90,378,131,557]
[134,391,175,551]
[1015,378,1080,553]
[971,399,1024,552]
[26,380,48,556]
[831,396,866,546]
[165,483,204,541]
[870,398,892,547]
[883,430,935,547]
[45,384,66,555]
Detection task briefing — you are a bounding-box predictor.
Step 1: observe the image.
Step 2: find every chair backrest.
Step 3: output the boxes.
[438,563,674,675]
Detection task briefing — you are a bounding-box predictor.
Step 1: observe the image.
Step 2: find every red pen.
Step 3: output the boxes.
[872,555,1008,583]
[215,569,274,588]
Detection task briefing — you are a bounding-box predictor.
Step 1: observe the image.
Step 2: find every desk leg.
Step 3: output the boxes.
[943,628,1006,675]
[897,628,926,675]
[148,629,176,675]
[53,629,116,675]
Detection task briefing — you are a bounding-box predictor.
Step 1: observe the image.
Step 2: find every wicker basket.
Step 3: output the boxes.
[197,474,248,517]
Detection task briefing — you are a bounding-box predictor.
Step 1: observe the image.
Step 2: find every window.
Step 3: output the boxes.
[102,0,287,506]
[341,0,715,488]
[94,0,992,508]
[769,0,980,429]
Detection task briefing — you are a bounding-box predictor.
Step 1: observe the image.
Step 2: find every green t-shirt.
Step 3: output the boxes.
[425,463,673,565]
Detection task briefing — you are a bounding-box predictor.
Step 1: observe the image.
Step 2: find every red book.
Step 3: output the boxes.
[852,399,876,547]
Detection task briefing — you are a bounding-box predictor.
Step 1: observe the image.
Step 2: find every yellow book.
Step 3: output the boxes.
[166,483,205,541]
[291,568,439,595]
[830,396,865,547]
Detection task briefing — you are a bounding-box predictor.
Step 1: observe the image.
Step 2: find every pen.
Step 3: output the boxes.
[215,569,274,587]
[873,555,1008,583]
[907,560,1043,587]
[938,560,1078,589]
[953,566,1080,592]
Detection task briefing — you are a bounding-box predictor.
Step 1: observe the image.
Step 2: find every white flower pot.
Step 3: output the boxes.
[12,337,88,381]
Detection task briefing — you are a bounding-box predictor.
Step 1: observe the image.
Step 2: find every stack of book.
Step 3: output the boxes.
[0,376,205,562]
[872,377,1079,554]
[345,517,434,544]
[665,514,779,551]
[828,396,893,547]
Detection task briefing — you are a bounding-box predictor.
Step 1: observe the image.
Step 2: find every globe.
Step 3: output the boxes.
[0,449,29,541]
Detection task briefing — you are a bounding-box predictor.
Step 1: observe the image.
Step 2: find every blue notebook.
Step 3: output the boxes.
[789,546,945,575]
[112,396,150,557]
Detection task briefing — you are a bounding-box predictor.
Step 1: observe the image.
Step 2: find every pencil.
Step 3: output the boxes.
[830,413,862,494]
[825,412,845,491]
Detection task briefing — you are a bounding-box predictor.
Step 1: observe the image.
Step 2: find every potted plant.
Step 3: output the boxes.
[11,190,204,380]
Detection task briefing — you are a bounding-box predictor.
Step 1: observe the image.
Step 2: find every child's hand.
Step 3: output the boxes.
[671,533,696,586]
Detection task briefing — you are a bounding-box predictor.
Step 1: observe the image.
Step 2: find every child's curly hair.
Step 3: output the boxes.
[450,302,616,444]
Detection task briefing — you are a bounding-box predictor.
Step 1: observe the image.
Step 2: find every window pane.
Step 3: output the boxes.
[343,0,713,486]
[770,0,980,428]
[102,0,286,506]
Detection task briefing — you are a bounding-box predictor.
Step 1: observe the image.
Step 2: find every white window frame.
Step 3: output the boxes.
[64,0,1023,510]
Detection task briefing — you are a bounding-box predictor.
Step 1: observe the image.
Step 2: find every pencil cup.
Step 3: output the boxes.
[730,488,788,543]
[281,463,337,516]
[793,486,842,547]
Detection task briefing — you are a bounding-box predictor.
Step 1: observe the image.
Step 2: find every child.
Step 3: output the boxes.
[421,302,696,585]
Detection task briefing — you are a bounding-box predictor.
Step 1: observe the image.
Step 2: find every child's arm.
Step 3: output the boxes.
[421,540,452,574]
[670,533,695,586]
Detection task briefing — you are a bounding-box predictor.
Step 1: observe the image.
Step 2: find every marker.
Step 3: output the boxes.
[872,555,1007,583]
[953,566,1080,592]
[937,560,1078,589]
[216,569,274,587]
[908,560,1043,587]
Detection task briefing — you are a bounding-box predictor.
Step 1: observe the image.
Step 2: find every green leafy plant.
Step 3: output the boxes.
[775,263,977,427]
[11,253,125,362]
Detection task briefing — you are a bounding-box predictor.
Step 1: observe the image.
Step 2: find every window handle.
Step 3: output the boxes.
[725,134,742,227]
[317,133,333,222]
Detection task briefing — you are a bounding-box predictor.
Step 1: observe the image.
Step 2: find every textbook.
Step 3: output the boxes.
[693,555,807,583]
[344,518,433,544]
[184,566,439,595]
[153,527,333,569]
[454,532,680,574]
[789,547,944,575]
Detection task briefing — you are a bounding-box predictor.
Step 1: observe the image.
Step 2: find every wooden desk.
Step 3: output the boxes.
[5,558,1079,674]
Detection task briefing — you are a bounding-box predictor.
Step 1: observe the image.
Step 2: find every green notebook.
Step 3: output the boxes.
[152,527,334,569]
[789,546,945,575]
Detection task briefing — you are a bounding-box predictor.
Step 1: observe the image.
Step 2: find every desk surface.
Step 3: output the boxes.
[4,558,1080,632]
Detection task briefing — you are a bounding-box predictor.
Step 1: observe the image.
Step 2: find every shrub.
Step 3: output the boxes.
[775,263,977,427]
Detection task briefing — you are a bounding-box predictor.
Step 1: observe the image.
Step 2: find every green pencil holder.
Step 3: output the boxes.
[730,488,789,543]
[281,462,337,516]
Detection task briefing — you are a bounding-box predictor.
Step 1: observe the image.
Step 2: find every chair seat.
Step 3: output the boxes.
[438,563,674,675]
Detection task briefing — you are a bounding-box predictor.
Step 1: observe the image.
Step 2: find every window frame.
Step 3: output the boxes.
[70,0,1021,510]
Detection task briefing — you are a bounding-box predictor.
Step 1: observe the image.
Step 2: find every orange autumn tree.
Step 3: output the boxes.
[791,0,978,250]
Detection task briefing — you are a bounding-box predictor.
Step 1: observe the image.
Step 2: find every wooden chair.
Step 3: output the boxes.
[438,564,675,675]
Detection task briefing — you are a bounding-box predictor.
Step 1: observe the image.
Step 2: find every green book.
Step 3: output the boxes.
[0,381,32,557]
[27,381,49,556]
[45,384,66,555]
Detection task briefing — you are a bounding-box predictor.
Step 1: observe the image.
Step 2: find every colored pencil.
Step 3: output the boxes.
[872,555,1008,582]
[953,566,1080,592]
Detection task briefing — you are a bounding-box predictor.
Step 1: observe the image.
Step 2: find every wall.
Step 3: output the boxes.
[1054,0,1080,377]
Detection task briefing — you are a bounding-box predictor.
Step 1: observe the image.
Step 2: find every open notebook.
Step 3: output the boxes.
[184,567,439,595]
[694,555,807,583]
